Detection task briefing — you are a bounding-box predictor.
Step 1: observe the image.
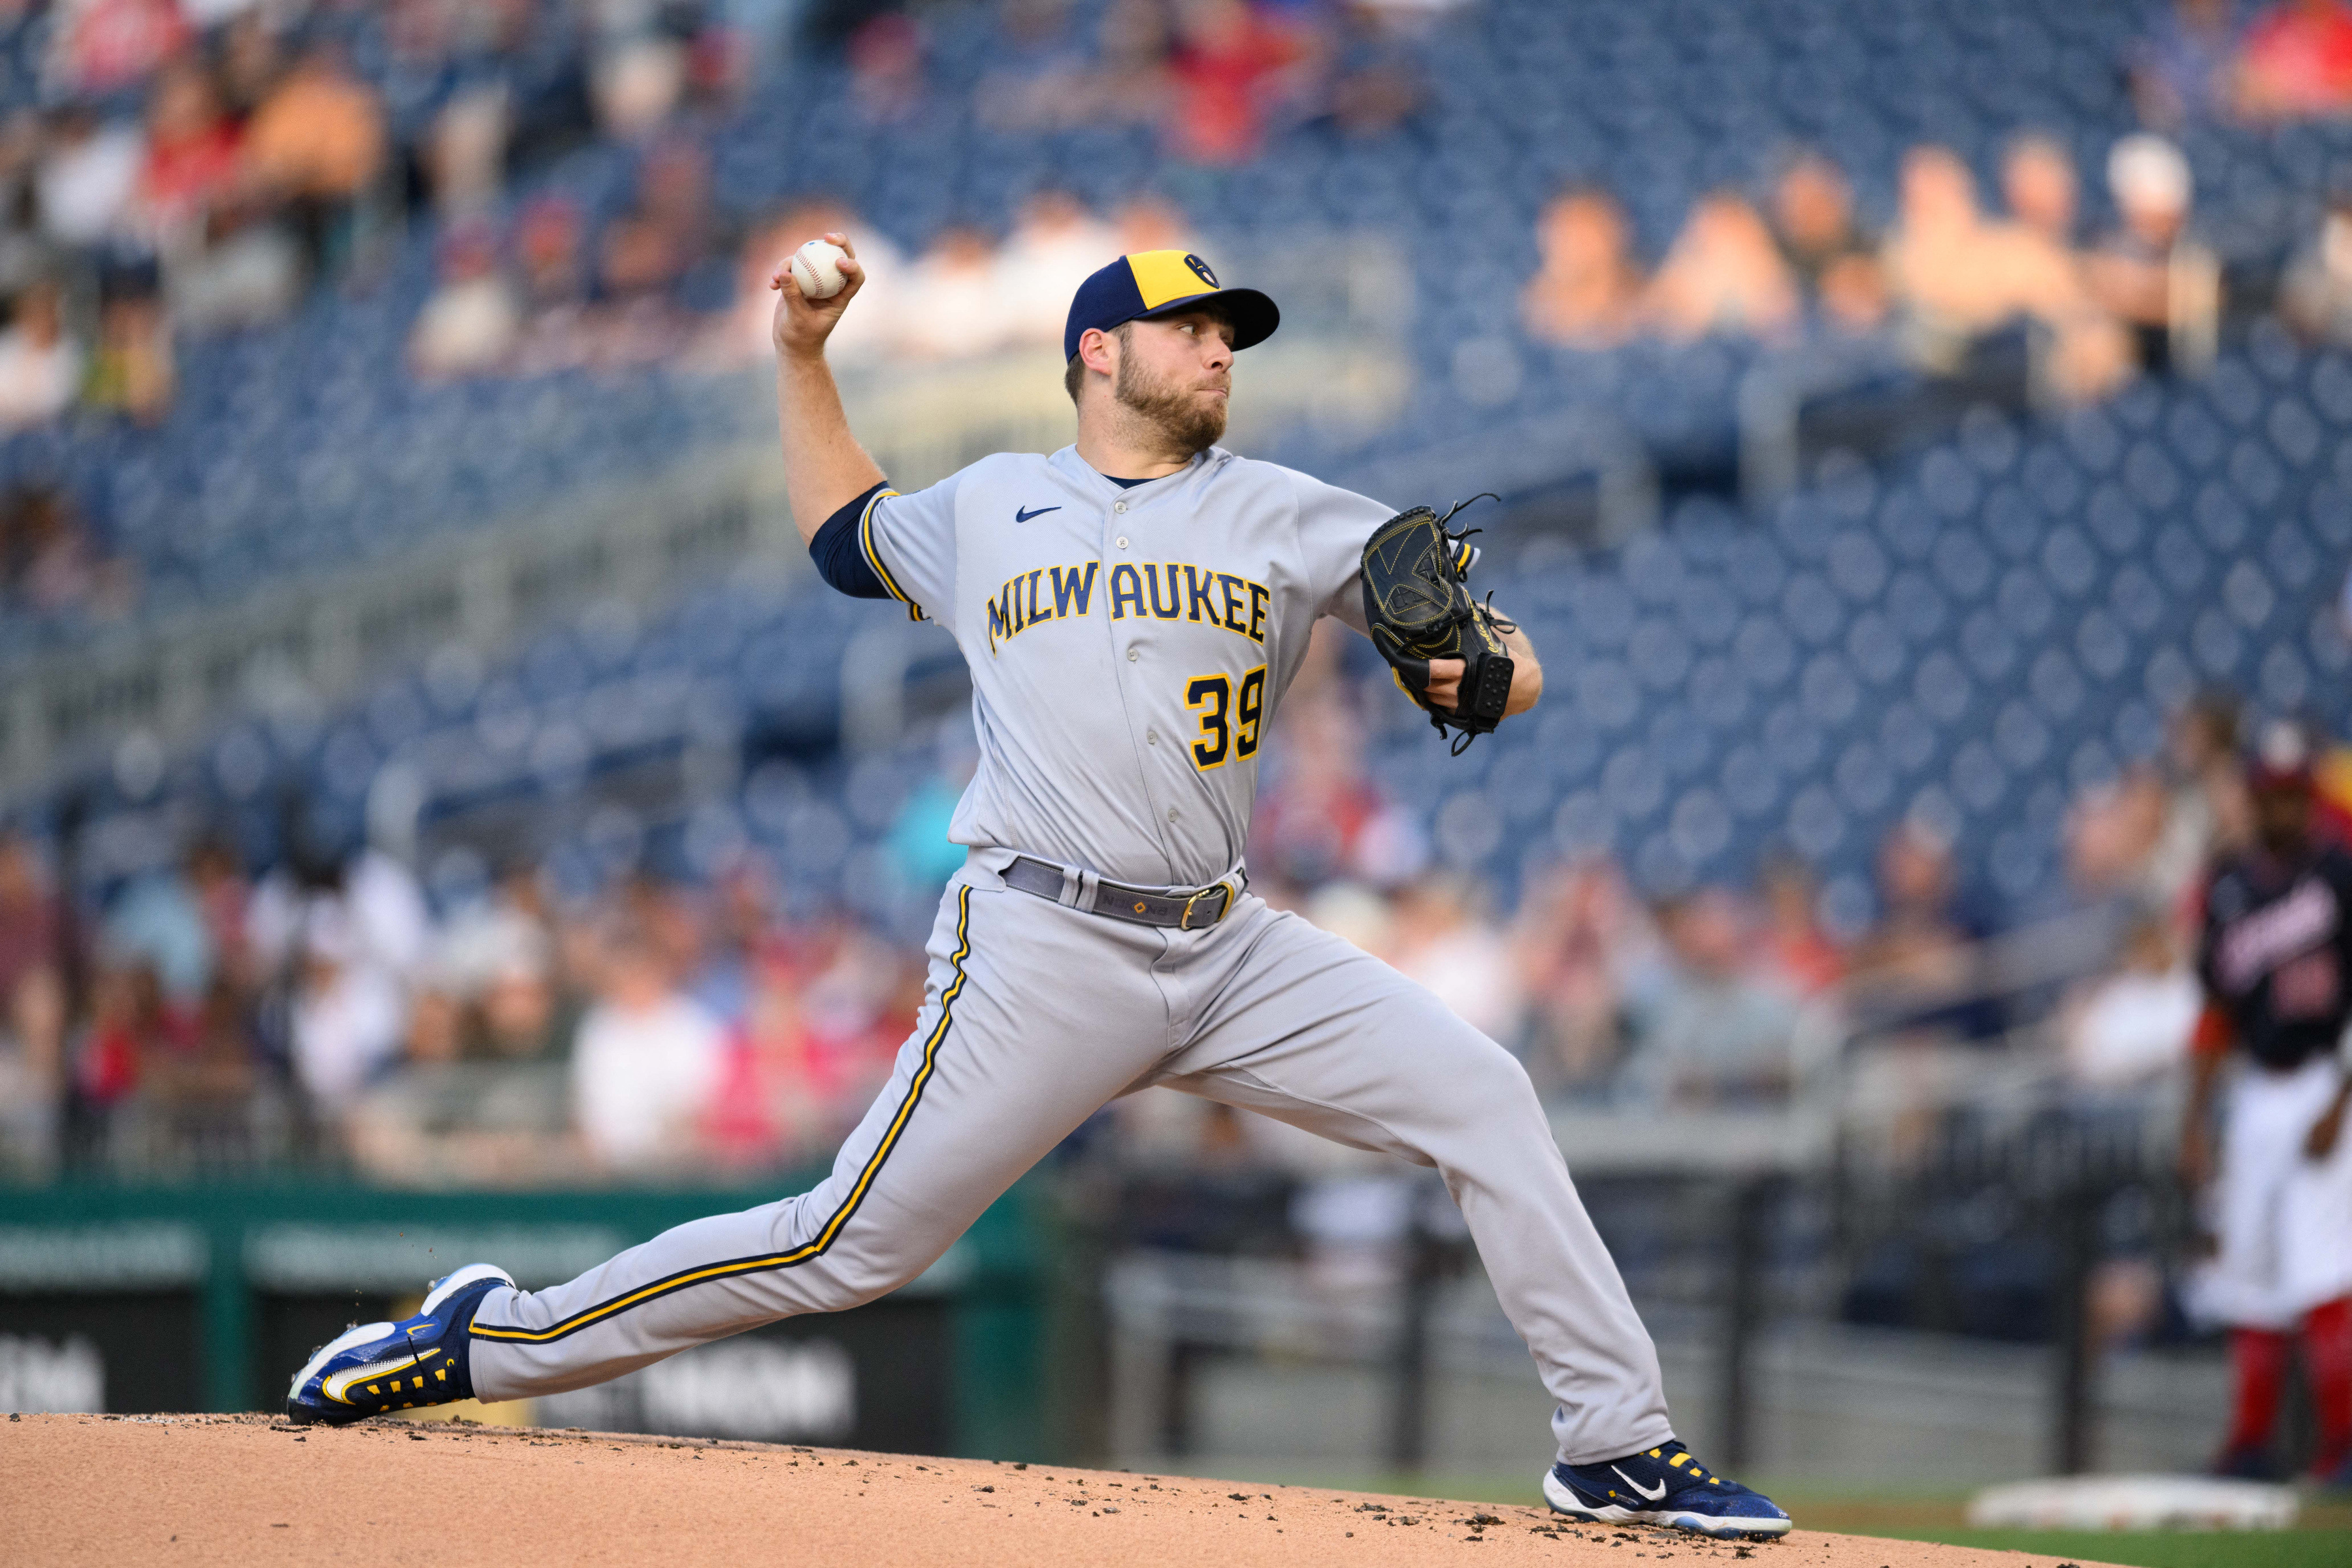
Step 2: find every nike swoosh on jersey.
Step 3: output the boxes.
[1014,505,1060,523]
[1610,1466,1668,1501]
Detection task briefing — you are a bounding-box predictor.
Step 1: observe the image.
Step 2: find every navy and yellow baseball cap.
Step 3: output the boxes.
[1062,250,1279,363]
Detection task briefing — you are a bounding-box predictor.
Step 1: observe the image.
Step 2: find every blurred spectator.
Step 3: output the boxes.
[140,56,300,333]
[1522,188,1643,350]
[186,836,252,994]
[1758,851,1845,996]
[1165,0,1309,165]
[435,859,558,1015]
[702,946,842,1171]
[1250,685,1423,888]
[601,138,712,305]
[1090,0,1177,130]
[845,11,926,125]
[85,268,172,424]
[975,0,1094,131]
[2063,768,2174,916]
[1889,141,2133,400]
[425,82,512,219]
[1769,151,1887,332]
[2148,688,2252,901]
[103,849,216,1009]
[241,37,386,284]
[0,830,66,1171]
[570,922,725,1173]
[894,225,1013,361]
[2233,0,2352,120]
[2001,133,2082,250]
[1848,817,1997,1037]
[1321,5,1425,139]
[1883,144,2006,356]
[2061,908,2199,1090]
[286,900,408,1113]
[217,10,285,121]
[1641,191,1800,342]
[346,973,570,1188]
[1512,857,1655,1101]
[510,193,592,373]
[74,958,184,1117]
[2133,0,2247,128]
[49,0,189,99]
[595,29,688,139]
[589,137,711,366]
[1387,875,1523,1041]
[1624,889,1800,1109]
[2,483,120,617]
[131,58,241,247]
[2088,133,2221,374]
[2279,189,2352,344]
[998,190,1117,348]
[248,833,429,1113]
[0,279,84,431]
[35,105,140,251]
[409,221,519,380]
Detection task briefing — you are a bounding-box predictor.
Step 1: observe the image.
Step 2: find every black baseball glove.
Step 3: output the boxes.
[1359,495,1516,754]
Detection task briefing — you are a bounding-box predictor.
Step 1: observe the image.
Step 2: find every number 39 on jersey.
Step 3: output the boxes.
[1185,666,1267,770]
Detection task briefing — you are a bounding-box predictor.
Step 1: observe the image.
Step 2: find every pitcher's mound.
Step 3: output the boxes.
[1,1413,2121,1567]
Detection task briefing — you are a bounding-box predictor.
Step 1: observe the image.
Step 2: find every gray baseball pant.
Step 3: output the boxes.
[467,853,1674,1464]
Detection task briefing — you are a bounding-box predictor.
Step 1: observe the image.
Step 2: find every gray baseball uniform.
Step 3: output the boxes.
[466,444,1674,1465]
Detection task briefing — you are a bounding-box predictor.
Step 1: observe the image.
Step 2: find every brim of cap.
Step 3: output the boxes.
[1135,287,1280,351]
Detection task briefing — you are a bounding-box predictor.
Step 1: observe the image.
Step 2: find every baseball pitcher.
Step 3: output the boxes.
[286,237,1791,1539]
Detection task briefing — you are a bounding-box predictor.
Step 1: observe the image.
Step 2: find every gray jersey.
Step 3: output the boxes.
[459,441,1686,1477]
[858,444,1387,889]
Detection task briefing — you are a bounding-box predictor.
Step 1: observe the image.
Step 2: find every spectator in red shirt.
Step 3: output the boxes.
[1165,0,1307,164]
[2236,0,2352,119]
[133,59,243,247]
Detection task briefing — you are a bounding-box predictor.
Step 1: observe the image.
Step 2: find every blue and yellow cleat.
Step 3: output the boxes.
[1543,1439,1792,1539]
[284,1263,513,1426]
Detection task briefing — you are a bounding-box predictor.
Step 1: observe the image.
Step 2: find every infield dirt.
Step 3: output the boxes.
[2,1411,2125,1567]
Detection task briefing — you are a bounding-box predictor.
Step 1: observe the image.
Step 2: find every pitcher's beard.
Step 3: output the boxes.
[1115,353,1228,456]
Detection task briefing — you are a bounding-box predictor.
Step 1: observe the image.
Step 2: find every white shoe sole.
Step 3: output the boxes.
[1541,1467,1793,1539]
[285,1263,516,1403]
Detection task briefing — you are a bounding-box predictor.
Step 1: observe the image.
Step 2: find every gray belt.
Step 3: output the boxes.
[1002,855,1241,930]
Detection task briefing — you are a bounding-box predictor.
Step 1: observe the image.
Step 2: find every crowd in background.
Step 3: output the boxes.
[4,615,2349,1190]
[1521,131,2218,408]
[1,0,2351,1188]
[8,2,2352,429]
[4,1,2352,621]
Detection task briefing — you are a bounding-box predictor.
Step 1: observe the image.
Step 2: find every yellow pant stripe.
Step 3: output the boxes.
[468,885,977,1346]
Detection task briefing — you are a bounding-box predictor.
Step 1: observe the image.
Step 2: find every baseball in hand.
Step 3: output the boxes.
[789,238,849,300]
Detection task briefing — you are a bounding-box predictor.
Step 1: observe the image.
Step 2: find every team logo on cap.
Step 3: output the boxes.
[1183,253,1217,288]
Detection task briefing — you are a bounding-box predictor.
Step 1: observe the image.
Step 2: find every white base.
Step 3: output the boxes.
[1965,1475,2298,1531]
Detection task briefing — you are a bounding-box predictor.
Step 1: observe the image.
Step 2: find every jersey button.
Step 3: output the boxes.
[1113,500,1128,514]
[1166,808,1179,822]
[1115,536,1129,549]
[1126,649,1138,662]
[1147,730,1158,745]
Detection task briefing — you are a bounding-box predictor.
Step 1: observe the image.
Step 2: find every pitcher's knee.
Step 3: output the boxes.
[1418,1032,1546,1132]
[794,1243,942,1314]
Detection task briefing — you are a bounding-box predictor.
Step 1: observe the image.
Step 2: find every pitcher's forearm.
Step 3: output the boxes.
[777,349,887,545]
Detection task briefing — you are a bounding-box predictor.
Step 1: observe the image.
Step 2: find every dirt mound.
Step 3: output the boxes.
[1,1413,2119,1567]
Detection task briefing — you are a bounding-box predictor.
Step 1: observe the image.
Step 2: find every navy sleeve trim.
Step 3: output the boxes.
[809,482,892,600]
